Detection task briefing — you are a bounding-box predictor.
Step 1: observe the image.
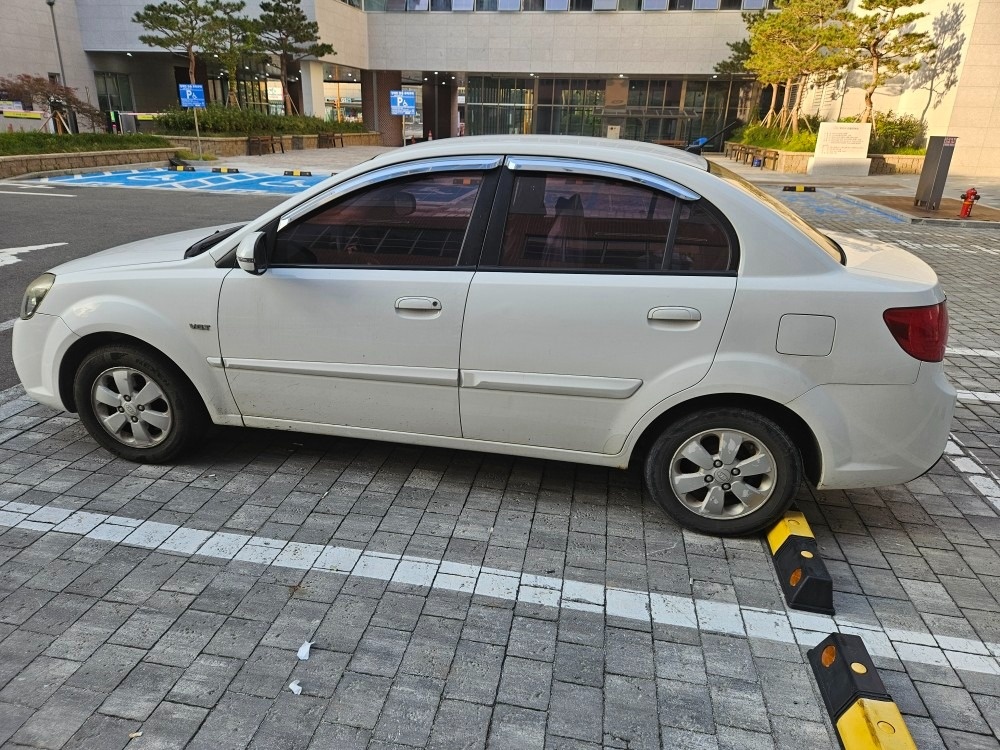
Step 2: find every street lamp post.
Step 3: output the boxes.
[45,0,68,90]
[45,0,73,133]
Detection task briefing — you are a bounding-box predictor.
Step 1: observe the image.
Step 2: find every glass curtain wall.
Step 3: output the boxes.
[466,76,747,143]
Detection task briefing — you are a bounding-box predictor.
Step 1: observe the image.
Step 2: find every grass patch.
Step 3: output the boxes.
[0,132,172,156]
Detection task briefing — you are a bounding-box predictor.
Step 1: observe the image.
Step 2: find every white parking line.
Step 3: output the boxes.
[2,500,999,672]
[957,390,1000,404]
[0,190,76,198]
[0,318,15,332]
[948,347,1000,359]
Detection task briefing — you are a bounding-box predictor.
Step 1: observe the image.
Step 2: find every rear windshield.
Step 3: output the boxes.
[708,162,845,264]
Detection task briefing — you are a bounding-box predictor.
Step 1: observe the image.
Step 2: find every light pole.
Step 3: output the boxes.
[45,0,68,89]
[45,0,73,133]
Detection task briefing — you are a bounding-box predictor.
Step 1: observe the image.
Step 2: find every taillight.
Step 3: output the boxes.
[883,302,948,362]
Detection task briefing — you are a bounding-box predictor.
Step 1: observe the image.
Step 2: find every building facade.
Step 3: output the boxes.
[2,0,1000,175]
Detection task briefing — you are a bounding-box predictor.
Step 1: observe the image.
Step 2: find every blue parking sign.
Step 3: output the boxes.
[178,84,206,109]
[390,90,416,116]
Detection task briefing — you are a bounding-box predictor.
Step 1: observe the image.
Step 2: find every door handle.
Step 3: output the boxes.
[395,297,441,311]
[648,306,701,322]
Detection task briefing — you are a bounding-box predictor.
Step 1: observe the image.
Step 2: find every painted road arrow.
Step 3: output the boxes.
[0,242,68,268]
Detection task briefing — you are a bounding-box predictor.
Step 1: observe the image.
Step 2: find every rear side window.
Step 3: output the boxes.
[271,172,483,268]
[498,173,734,273]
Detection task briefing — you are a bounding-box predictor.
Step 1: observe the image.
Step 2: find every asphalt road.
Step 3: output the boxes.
[0,183,284,391]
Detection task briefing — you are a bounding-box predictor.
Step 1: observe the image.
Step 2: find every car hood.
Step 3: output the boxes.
[827,231,939,285]
[50,224,239,275]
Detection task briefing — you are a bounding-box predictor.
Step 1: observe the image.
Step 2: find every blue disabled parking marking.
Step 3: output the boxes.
[39,168,328,195]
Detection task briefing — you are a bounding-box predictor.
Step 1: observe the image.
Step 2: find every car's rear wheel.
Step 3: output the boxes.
[644,408,802,535]
[74,344,206,463]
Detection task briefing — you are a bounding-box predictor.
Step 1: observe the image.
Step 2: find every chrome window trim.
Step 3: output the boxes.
[278,156,503,230]
[505,156,700,201]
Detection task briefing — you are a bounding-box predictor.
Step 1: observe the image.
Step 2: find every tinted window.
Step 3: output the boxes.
[272,173,483,268]
[499,173,733,273]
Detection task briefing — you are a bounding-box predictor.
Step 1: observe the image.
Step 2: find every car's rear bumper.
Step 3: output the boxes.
[789,364,955,490]
[12,313,78,412]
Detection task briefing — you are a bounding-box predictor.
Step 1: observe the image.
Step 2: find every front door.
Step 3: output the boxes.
[459,159,739,455]
[218,162,496,437]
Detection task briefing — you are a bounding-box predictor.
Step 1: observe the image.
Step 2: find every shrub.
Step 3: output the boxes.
[731,123,818,152]
[153,106,372,136]
[840,111,926,154]
[0,132,172,156]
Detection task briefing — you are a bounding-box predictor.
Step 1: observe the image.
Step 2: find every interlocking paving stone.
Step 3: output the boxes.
[4,188,1000,747]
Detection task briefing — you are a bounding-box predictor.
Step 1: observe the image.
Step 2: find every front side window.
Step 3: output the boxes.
[272,172,484,268]
[498,173,734,273]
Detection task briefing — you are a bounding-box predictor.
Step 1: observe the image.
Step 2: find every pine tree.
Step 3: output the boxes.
[133,0,223,85]
[844,0,936,123]
[258,0,335,115]
[204,2,265,107]
[747,0,853,134]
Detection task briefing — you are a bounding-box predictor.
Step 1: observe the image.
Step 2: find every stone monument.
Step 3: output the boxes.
[807,122,872,176]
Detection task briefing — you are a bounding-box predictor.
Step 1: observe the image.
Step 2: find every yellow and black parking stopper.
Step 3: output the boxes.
[782,185,816,192]
[766,511,834,615]
[212,167,240,173]
[808,633,917,750]
[170,165,196,171]
[284,170,312,177]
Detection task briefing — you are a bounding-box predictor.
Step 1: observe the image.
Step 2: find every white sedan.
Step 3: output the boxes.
[13,136,955,535]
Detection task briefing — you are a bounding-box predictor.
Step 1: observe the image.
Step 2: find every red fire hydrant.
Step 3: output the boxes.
[959,187,980,218]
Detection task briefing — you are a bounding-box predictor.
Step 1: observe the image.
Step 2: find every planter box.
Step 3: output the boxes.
[723,141,926,175]
[0,148,177,180]
[168,132,382,156]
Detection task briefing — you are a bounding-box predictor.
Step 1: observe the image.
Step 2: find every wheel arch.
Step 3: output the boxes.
[629,393,822,485]
[59,332,205,415]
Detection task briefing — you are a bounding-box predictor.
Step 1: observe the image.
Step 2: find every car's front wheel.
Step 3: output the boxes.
[644,408,802,535]
[74,344,207,463]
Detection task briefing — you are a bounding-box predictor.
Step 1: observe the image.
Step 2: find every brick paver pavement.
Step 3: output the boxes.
[1,156,999,750]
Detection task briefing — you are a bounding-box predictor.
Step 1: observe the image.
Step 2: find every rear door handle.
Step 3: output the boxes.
[395,296,441,311]
[648,306,701,322]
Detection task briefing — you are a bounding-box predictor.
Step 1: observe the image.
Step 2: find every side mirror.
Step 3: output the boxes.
[236,232,267,275]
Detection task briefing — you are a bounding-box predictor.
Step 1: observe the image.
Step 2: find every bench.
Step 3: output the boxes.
[247,135,284,156]
[318,132,345,148]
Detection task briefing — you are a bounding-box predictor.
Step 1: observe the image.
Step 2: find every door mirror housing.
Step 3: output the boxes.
[236,232,267,275]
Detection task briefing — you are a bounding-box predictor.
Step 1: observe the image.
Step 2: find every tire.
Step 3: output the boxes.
[644,408,802,536]
[73,343,207,463]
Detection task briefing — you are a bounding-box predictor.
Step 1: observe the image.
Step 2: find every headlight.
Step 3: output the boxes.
[20,273,56,320]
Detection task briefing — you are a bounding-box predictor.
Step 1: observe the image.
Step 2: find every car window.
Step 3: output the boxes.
[498,173,733,273]
[271,172,484,267]
[708,161,844,264]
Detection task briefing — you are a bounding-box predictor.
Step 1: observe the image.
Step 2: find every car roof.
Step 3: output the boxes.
[365,135,710,172]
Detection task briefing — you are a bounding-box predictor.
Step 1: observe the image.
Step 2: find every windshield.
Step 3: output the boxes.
[708,162,845,264]
[184,225,244,258]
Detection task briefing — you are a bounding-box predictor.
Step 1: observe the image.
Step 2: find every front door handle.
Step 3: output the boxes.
[648,306,701,322]
[395,297,441,311]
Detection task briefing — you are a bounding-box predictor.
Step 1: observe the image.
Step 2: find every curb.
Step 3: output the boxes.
[809,633,917,750]
[2,160,172,181]
[832,191,1000,227]
[766,511,834,615]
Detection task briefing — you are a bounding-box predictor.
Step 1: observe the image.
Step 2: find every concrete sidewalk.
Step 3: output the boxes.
[1,147,999,750]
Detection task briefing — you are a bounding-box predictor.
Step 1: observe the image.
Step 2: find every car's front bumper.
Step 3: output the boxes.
[12,313,79,412]
[790,364,956,490]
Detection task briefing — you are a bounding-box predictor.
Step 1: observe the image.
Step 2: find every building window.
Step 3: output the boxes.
[498,0,521,9]
[643,0,668,9]
[693,0,719,8]
[476,0,498,9]
[668,0,692,8]
[94,73,134,111]
[570,0,593,9]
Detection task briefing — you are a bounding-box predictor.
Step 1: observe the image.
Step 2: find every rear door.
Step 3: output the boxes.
[459,156,739,455]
